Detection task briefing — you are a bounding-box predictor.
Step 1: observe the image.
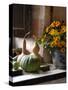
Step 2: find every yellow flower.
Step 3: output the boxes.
[49,29,59,36]
[50,41,55,47]
[61,25,66,30]
[59,25,66,34]
[61,41,66,47]
[53,36,60,46]
[50,21,55,27]
[54,41,59,46]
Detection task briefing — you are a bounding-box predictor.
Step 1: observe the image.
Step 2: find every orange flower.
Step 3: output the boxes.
[54,41,59,46]
[51,21,61,27]
[57,42,62,48]
[53,36,60,41]
[55,21,61,27]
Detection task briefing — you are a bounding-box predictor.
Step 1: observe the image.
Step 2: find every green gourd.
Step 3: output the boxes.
[19,42,41,72]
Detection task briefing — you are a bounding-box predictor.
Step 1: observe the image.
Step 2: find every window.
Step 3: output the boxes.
[12,4,32,37]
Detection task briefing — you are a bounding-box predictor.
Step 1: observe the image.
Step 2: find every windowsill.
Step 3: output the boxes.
[9,64,66,86]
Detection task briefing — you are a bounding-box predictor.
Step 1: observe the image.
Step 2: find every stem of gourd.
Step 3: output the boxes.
[22,32,30,53]
[24,32,30,39]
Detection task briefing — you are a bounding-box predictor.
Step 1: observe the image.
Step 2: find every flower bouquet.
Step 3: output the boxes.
[39,20,66,53]
[38,20,66,69]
